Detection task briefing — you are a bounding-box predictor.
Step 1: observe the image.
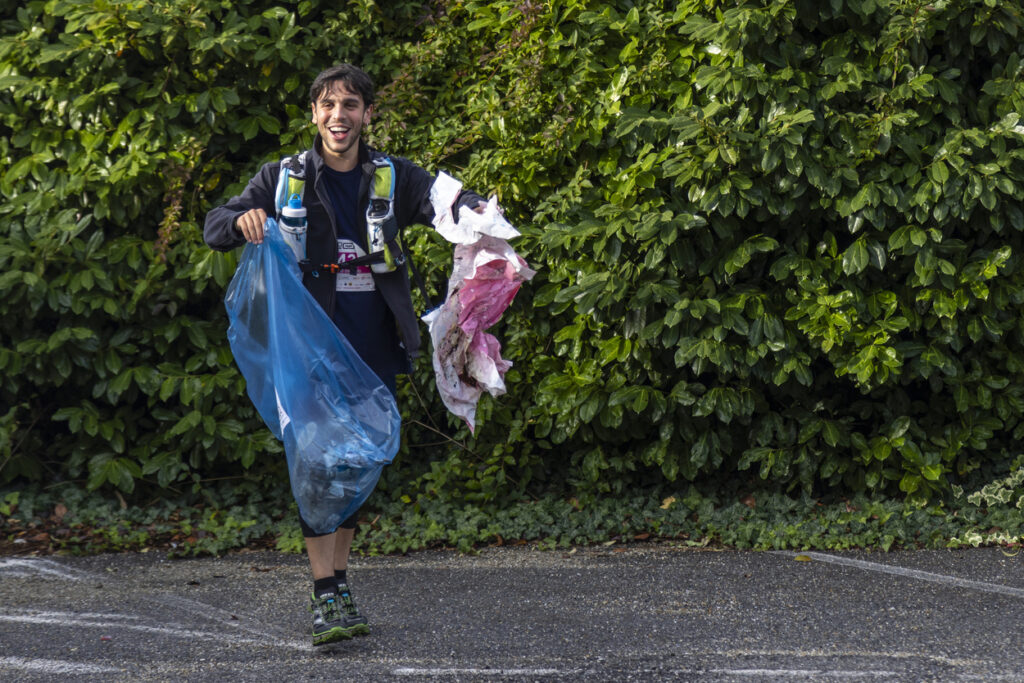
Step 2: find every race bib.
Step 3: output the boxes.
[336,239,376,292]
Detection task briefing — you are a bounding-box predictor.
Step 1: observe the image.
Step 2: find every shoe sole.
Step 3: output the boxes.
[312,626,356,646]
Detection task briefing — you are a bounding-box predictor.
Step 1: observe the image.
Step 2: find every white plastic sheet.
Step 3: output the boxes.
[424,173,535,432]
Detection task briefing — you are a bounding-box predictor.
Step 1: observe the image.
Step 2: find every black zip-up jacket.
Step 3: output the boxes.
[204,137,483,360]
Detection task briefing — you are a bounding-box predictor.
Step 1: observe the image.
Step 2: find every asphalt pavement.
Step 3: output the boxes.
[1,544,1022,681]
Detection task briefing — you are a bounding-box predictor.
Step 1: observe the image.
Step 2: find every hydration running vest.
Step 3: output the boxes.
[272,151,435,309]
[273,152,404,275]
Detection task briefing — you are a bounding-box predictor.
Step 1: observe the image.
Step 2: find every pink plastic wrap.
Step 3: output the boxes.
[424,176,535,432]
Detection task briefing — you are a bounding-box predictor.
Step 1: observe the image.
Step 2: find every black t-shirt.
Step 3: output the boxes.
[320,165,406,387]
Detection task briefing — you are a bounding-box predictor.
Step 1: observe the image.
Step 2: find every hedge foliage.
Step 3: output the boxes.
[2,0,1024,510]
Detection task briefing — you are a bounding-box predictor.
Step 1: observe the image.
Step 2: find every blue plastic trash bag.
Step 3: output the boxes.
[223,218,401,534]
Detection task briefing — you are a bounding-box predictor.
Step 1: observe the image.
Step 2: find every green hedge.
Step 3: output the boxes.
[2,0,1023,510]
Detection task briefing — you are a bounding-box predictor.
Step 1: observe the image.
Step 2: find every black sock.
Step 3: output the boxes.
[334,569,348,587]
[313,577,336,598]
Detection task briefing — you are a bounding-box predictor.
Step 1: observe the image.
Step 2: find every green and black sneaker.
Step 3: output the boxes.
[336,584,370,637]
[309,591,359,646]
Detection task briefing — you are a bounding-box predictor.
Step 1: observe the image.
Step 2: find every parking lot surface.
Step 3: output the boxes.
[1,545,1022,681]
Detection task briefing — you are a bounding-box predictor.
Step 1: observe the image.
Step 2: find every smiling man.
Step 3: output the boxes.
[314,78,370,168]
[204,64,484,646]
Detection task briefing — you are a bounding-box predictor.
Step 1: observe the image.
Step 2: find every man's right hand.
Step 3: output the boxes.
[235,208,268,244]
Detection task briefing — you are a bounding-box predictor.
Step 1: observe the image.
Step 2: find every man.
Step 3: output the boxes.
[204,64,484,646]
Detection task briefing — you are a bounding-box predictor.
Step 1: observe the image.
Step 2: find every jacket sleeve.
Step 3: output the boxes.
[393,156,484,228]
[203,161,280,252]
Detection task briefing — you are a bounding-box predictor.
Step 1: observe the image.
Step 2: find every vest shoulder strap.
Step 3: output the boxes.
[370,156,395,201]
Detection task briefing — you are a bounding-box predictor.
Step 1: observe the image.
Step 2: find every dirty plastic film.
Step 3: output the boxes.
[224,219,400,534]
[424,173,536,432]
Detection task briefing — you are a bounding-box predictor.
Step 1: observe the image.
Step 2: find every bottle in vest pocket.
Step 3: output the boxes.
[279,194,307,263]
[366,197,397,274]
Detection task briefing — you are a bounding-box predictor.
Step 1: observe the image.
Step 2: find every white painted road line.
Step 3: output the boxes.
[706,669,897,678]
[0,656,121,675]
[775,551,1024,599]
[149,592,307,649]
[0,558,310,650]
[0,610,271,645]
[393,668,578,677]
[699,649,981,668]
[675,649,1024,679]
[393,667,897,679]
[0,557,85,580]
[3,609,148,622]
[703,649,964,664]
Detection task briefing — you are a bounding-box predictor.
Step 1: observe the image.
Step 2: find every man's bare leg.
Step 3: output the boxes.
[305,533,336,580]
[333,527,354,573]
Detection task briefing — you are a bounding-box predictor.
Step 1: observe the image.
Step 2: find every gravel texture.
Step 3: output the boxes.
[1,545,1022,681]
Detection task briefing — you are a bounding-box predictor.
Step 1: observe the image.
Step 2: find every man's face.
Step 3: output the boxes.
[311,81,372,169]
